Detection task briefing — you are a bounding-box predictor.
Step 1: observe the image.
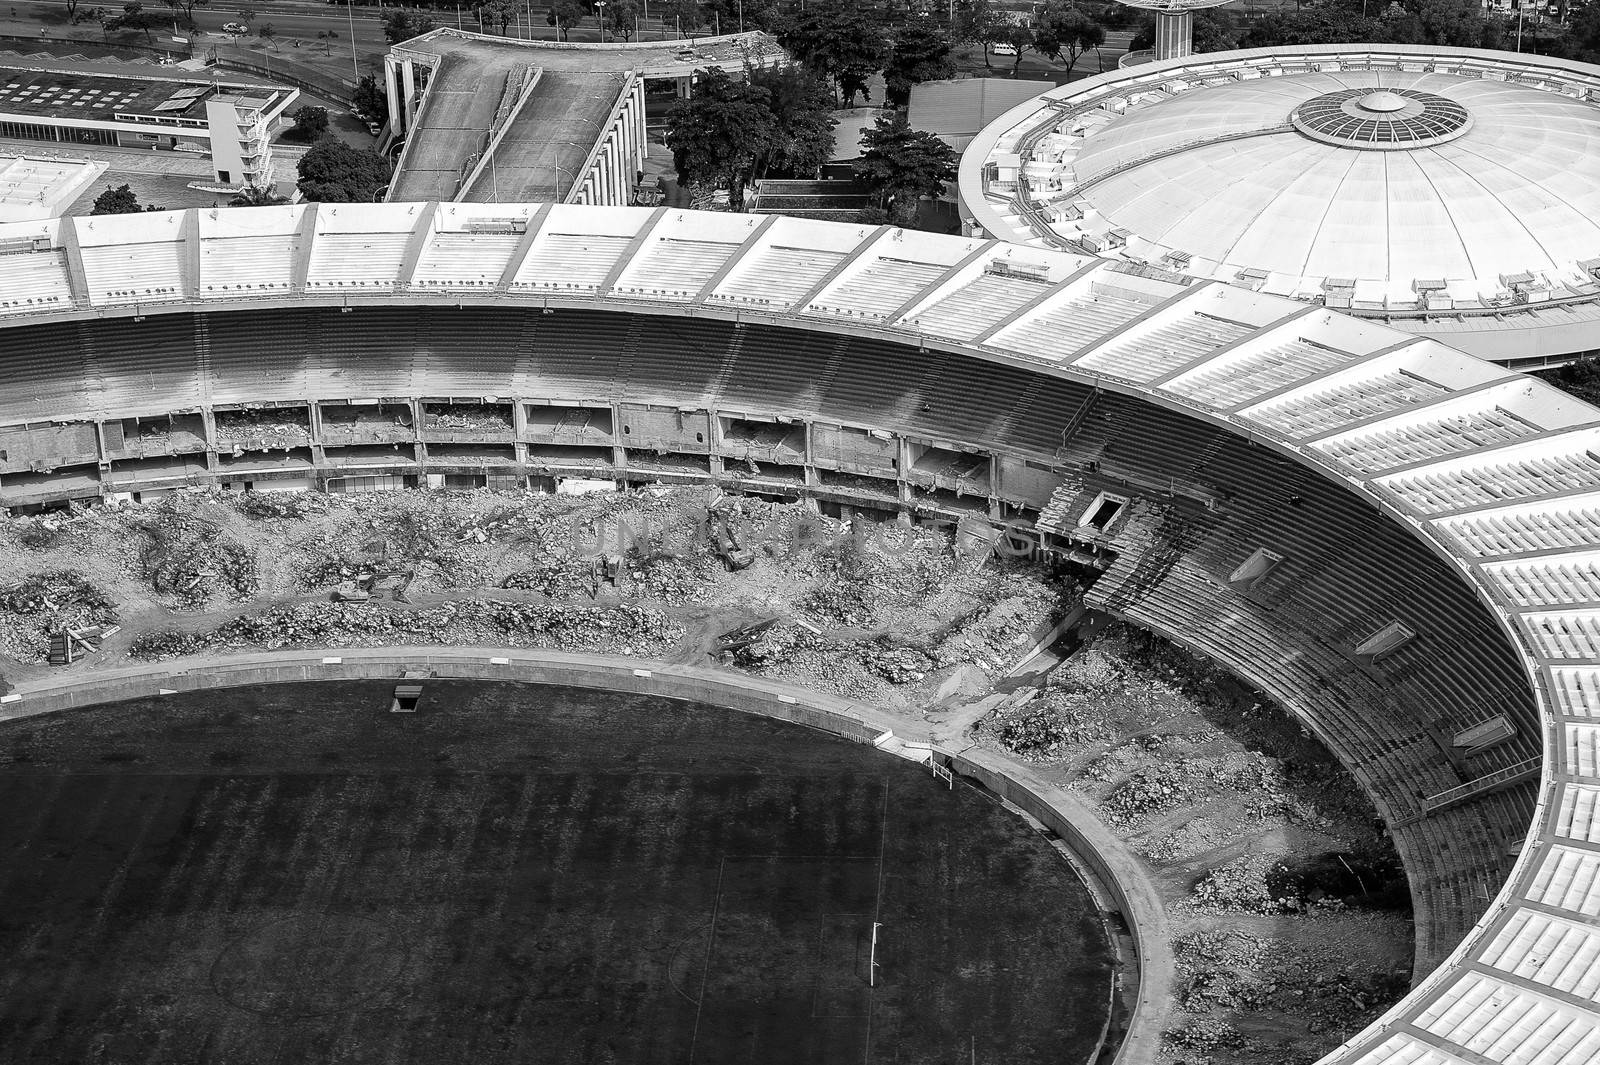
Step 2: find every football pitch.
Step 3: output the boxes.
[0,680,1114,1064]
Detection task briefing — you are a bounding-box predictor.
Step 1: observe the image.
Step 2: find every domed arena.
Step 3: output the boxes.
[959,44,1600,366]
[1,200,1600,1065]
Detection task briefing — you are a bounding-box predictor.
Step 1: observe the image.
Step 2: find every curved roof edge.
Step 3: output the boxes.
[5,204,1600,1065]
[956,43,1600,363]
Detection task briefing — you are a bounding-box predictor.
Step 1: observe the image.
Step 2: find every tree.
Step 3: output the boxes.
[92,184,141,215]
[91,184,166,213]
[65,0,84,23]
[954,0,1004,69]
[1033,2,1104,74]
[296,138,393,203]
[477,0,518,34]
[105,0,154,41]
[381,8,437,44]
[233,6,254,30]
[161,0,207,29]
[747,63,838,178]
[352,74,389,126]
[885,22,956,107]
[664,0,705,38]
[1237,5,1388,47]
[665,66,775,208]
[778,0,891,106]
[228,185,289,207]
[257,22,279,50]
[851,112,957,225]
[604,0,640,40]
[996,22,1033,75]
[546,0,587,39]
[289,105,330,142]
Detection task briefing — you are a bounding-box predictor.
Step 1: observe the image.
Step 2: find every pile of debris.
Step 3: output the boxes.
[138,507,258,607]
[128,600,684,660]
[1100,760,1197,826]
[213,409,310,448]
[0,570,119,664]
[232,490,328,523]
[425,404,513,431]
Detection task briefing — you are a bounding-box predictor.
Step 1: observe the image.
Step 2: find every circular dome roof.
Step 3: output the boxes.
[967,51,1600,313]
[1289,87,1473,148]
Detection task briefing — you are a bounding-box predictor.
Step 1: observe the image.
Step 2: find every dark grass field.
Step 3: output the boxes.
[0,680,1113,1065]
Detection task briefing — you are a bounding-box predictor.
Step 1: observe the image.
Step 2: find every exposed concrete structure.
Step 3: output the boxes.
[384,29,780,205]
[7,203,1600,1065]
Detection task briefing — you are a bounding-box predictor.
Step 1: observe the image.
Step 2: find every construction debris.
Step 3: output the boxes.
[137,504,258,607]
[0,570,119,664]
[128,600,684,660]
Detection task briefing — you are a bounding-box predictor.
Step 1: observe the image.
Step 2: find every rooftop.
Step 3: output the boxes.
[959,45,1600,359]
[0,61,286,123]
[391,27,784,78]
[0,154,107,221]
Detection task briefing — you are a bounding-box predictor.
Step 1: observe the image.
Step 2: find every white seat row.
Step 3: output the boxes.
[1322,408,1538,474]
[1531,614,1600,661]
[1530,845,1600,917]
[811,258,949,319]
[1172,337,1354,408]
[1417,969,1600,1065]
[1552,668,1600,718]
[201,236,300,294]
[1385,452,1600,515]
[80,241,186,303]
[1250,370,1446,438]
[618,238,742,298]
[1488,559,1600,607]
[0,249,72,309]
[1557,784,1600,843]
[413,232,520,287]
[999,291,1150,359]
[1078,312,1254,382]
[1481,907,1600,1000]
[514,233,633,291]
[711,245,845,308]
[306,232,410,287]
[1441,503,1600,558]
[1567,722,1600,777]
[908,273,1044,341]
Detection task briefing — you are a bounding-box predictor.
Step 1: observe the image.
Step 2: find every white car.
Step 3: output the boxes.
[992,42,1018,56]
[222,21,248,34]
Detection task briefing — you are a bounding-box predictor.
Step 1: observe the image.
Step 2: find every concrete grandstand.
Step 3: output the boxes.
[959,45,1600,367]
[2,201,1600,1063]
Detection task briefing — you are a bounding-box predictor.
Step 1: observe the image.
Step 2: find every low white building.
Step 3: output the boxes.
[0,154,107,221]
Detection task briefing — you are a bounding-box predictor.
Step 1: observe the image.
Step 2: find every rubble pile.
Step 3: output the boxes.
[232,490,328,522]
[425,405,512,431]
[501,565,599,599]
[0,570,118,663]
[1169,927,1411,1060]
[1183,854,1300,915]
[296,504,470,591]
[1101,760,1196,826]
[213,409,310,448]
[138,508,258,607]
[129,600,684,660]
[626,544,717,600]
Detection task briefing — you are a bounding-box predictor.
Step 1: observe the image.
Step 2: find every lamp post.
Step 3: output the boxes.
[596,0,607,42]
[346,0,359,83]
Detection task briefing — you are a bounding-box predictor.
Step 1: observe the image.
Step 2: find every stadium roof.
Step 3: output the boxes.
[7,202,1600,1065]
[959,45,1600,364]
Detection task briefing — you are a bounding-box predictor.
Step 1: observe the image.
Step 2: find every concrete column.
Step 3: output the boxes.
[384,56,404,136]
[1154,11,1193,61]
[400,59,419,131]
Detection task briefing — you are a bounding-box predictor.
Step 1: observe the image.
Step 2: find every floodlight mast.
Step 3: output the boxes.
[1115,0,1232,62]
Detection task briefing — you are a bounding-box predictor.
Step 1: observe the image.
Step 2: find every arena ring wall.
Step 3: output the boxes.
[1,202,1599,1065]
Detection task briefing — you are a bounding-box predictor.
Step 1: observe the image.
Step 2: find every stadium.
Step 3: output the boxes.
[1,193,1599,1065]
[959,44,1600,367]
